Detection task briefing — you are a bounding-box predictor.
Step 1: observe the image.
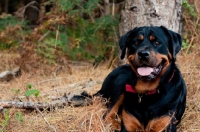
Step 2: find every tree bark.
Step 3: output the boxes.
[118,0,182,64]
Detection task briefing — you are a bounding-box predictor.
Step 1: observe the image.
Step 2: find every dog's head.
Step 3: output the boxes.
[119,26,182,80]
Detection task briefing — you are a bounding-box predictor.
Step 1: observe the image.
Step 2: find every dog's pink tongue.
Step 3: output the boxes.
[137,67,153,76]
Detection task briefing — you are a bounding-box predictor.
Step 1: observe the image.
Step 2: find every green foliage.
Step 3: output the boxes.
[182,40,190,54]
[26,84,32,89]
[35,0,119,61]
[10,88,20,95]
[182,0,198,53]
[182,39,194,54]
[36,37,63,64]
[25,89,40,97]
[182,0,198,17]
[64,15,118,60]
[1,110,25,131]
[59,0,99,16]
[1,110,9,129]
[182,39,190,50]
[1,0,119,62]
[15,112,24,122]
[52,0,119,60]
[25,84,40,97]
[0,15,30,50]
[0,15,26,31]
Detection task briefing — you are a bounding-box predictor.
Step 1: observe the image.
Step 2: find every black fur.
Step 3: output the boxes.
[72,26,186,132]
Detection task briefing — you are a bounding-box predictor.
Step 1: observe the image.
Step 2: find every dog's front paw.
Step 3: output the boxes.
[68,91,93,107]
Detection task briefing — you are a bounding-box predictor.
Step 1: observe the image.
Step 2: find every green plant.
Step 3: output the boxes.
[182,40,191,54]
[51,0,119,60]
[182,0,198,53]
[182,0,198,17]
[0,15,26,31]
[15,112,24,122]
[182,39,190,49]
[0,14,30,50]
[1,109,9,130]
[1,0,119,63]
[59,0,99,16]
[10,88,20,95]
[36,37,63,64]
[25,84,40,97]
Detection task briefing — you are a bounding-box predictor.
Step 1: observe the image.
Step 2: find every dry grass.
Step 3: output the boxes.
[176,52,200,132]
[1,1,200,131]
[0,59,112,132]
[0,51,200,132]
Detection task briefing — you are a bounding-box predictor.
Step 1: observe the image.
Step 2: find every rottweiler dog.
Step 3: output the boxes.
[72,26,187,132]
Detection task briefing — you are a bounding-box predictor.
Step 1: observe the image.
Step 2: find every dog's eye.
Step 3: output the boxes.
[155,42,160,45]
[134,42,139,46]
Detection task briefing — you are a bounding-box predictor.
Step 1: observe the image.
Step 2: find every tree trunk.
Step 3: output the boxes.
[118,0,182,64]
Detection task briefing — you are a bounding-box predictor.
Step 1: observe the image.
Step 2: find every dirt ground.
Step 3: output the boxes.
[0,50,200,132]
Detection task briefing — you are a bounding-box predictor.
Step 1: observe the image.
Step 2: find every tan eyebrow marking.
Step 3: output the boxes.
[138,35,144,40]
[149,35,156,41]
[150,35,156,41]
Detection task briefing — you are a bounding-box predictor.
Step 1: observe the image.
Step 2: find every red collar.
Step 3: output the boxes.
[126,84,157,94]
[126,71,175,95]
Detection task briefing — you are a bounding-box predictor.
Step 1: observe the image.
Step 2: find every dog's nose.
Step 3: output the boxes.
[138,50,150,59]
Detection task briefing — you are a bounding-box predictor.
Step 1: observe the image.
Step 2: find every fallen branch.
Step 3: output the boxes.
[0,79,96,110]
[0,96,68,110]
[0,67,21,81]
[0,93,92,110]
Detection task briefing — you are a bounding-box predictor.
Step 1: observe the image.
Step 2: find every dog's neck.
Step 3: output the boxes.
[129,70,175,94]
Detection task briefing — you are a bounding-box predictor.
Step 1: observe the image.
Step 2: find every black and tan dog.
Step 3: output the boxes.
[72,26,187,132]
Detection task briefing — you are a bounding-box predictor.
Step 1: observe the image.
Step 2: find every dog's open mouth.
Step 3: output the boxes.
[136,63,163,80]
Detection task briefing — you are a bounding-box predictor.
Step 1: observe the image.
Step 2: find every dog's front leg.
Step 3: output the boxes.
[145,116,173,132]
[122,110,144,132]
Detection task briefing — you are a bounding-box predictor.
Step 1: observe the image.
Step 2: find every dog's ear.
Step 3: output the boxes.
[119,28,138,59]
[160,26,182,61]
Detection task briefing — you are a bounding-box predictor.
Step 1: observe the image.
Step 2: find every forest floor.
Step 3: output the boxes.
[0,50,200,132]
